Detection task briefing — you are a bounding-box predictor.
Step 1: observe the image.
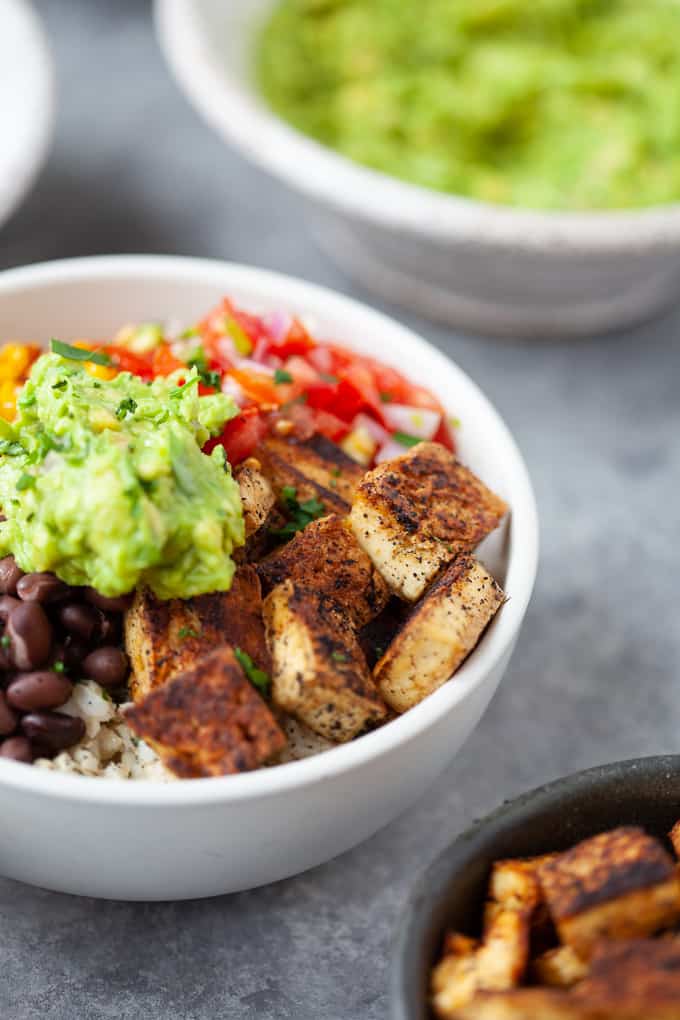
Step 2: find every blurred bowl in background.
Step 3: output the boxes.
[155,0,680,339]
[0,0,53,232]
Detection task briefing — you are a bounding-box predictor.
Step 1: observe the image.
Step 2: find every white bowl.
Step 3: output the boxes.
[0,255,538,900]
[155,0,680,339]
[0,0,53,230]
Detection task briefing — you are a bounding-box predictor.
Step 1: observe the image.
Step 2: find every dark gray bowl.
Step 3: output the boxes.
[390,755,680,1020]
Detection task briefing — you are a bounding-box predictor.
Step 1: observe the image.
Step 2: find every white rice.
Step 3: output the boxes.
[34,681,174,781]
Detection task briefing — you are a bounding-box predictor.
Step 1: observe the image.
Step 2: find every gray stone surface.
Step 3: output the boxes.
[2,2,680,1018]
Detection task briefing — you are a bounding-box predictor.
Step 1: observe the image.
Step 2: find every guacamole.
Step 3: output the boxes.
[0,350,244,599]
[257,0,680,211]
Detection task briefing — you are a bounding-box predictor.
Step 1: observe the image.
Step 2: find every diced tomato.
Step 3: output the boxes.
[400,383,445,414]
[198,298,269,350]
[151,344,185,377]
[276,317,316,356]
[204,407,269,466]
[305,345,334,375]
[105,345,153,379]
[432,417,456,452]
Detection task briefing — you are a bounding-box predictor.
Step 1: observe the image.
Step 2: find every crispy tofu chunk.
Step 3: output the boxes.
[125,566,269,702]
[374,555,504,711]
[234,457,280,560]
[531,947,589,988]
[271,713,336,764]
[263,579,387,742]
[537,827,680,959]
[125,646,285,778]
[264,433,363,503]
[349,441,508,600]
[453,989,592,1019]
[257,514,389,629]
[669,819,680,859]
[256,435,353,516]
[432,858,540,1018]
[575,937,680,1013]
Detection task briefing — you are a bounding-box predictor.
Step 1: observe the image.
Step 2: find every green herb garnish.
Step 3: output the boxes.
[53,661,65,673]
[0,440,25,457]
[271,486,326,539]
[234,647,270,695]
[331,650,348,663]
[50,339,111,366]
[379,391,393,403]
[320,372,339,384]
[0,635,10,648]
[51,379,68,391]
[274,368,293,384]
[16,472,36,491]
[177,626,200,640]
[393,430,421,448]
[170,375,199,398]
[115,397,138,420]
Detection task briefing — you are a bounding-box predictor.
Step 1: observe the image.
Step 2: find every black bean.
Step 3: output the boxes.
[0,735,33,762]
[82,646,129,690]
[7,602,52,670]
[21,712,85,752]
[7,671,73,712]
[58,603,100,641]
[0,556,23,596]
[63,637,89,670]
[16,572,69,603]
[0,595,19,620]
[0,691,17,736]
[84,588,131,613]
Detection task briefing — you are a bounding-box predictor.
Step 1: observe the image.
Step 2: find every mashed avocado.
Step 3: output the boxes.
[0,350,244,599]
[258,0,680,211]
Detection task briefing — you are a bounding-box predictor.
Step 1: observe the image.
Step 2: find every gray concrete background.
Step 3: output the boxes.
[2,2,680,1018]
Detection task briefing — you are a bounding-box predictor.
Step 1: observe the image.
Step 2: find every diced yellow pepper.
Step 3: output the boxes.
[0,380,18,421]
[72,341,118,381]
[0,343,41,381]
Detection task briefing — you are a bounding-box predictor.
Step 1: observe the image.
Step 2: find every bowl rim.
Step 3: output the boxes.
[155,0,680,254]
[389,753,680,1020]
[0,0,54,230]
[0,254,538,805]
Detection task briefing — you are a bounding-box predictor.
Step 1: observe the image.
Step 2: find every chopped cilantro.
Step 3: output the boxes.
[374,645,385,660]
[179,326,199,340]
[16,472,36,491]
[234,647,270,695]
[53,661,65,673]
[177,626,200,640]
[274,368,293,384]
[331,650,348,663]
[50,339,111,366]
[393,430,422,448]
[331,466,342,477]
[0,634,10,648]
[0,440,25,457]
[115,397,138,420]
[319,372,339,384]
[186,348,221,389]
[169,376,199,398]
[379,391,393,403]
[271,486,326,539]
[51,379,68,391]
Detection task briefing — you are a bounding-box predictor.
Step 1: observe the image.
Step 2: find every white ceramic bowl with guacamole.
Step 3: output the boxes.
[0,255,537,900]
[155,0,680,339]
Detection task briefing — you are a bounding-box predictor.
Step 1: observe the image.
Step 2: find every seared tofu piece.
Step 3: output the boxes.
[263,579,387,742]
[125,646,285,778]
[453,989,590,1019]
[349,441,508,600]
[669,819,680,859]
[531,947,589,989]
[125,588,200,701]
[575,937,680,1013]
[374,556,504,712]
[432,857,541,1018]
[256,435,353,516]
[234,457,280,559]
[537,827,680,959]
[261,433,363,504]
[125,566,269,702]
[257,514,389,629]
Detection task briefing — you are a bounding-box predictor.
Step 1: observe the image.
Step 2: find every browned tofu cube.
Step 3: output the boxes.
[574,937,680,1015]
[256,435,354,516]
[669,819,680,859]
[125,645,285,778]
[257,514,390,629]
[537,827,680,959]
[374,555,504,711]
[453,989,590,1019]
[531,946,588,989]
[263,579,387,742]
[125,566,270,702]
[350,441,508,600]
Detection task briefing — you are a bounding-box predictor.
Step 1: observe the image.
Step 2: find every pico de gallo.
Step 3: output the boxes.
[0,298,457,467]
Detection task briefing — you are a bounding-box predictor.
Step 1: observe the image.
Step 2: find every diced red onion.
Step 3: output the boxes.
[353,413,389,445]
[266,310,292,344]
[221,376,245,404]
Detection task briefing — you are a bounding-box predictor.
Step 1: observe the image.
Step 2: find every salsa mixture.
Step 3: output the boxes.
[257,0,680,211]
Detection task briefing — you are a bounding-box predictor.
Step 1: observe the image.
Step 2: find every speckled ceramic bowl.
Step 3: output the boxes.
[155,0,680,338]
[390,755,680,1020]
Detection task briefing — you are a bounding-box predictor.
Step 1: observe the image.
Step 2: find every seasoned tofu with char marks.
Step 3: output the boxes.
[263,579,387,742]
[375,556,504,712]
[350,441,508,601]
[125,566,269,701]
[531,946,589,989]
[256,436,351,517]
[259,433,363,504]
[452,989,594,1019]
[125,645,285,778]
[537,827,680,959]
[257,514,389,629]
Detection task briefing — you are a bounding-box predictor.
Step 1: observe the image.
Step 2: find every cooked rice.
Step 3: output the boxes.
[34,681,174,781]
